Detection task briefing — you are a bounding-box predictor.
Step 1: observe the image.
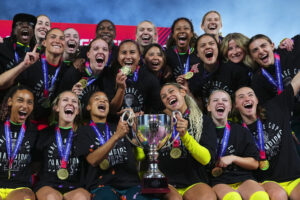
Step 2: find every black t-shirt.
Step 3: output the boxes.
[210,123,258,186]
[75,122,140,190]
[246,84,300,182]
[0,122,38,188]
[251,48,300,106]
[34,126,83,192]
[158,114,217,188]
[109,66,163,114]
[189,61,250,108]
[166,47,200,79]
[16,60,68,120]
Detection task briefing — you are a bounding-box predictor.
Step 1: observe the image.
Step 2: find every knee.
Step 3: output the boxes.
[249,191,269,200]
[267,189,287,200]
[223,192,241,200]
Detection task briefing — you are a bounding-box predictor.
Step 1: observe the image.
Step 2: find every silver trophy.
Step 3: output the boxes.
[122,110,181,194]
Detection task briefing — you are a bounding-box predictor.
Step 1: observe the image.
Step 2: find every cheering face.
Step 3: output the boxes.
[201,12,222,35]
[8,89,34,124]
[160,85,187,113]
[56,92,79,125]
[249,38,275,67]
[197,35,218,65]
[227,39,245,63]
[234,87,258,119]
[173,19,193,50]
[87,91,109,119]
[43,29,65,55]
[14,21,34,45]
[87,38,109,73]
[64,28,80,54]
[118,42,140,71]
[207,91,231,122]
[96,21,116,45]
[35,15,51,41]
[144,46,164,72]
[136,21,157,47]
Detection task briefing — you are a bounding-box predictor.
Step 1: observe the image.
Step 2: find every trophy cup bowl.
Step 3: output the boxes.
[123,111,179,194]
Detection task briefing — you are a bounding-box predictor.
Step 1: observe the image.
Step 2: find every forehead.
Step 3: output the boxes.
[210,91,230,99]
[100,21,114,28]
[90,91,108,100]
[205,12,220,20]
[198,35,215,44]
[13,89,33,98]
[147,46,160,53]
[120,42,138,50]
[235,87,254,96]
[175,19,191,27]
[64,28,79,35]
[91,38,108,47]
[48,29,64,36]
[138,22,154,29]
[161,85,177,93]
[250,38,270,48]
[37,16,50,23]
[60,91,77,99]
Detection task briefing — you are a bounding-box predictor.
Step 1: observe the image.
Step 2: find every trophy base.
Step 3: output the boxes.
[141,177,170,194]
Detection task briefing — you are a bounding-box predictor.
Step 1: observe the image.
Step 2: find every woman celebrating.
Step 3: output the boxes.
[0,28,68,129]
[35,91,91,200]
[234,72,300,200]
[201,11,223,43]
[34,15,51,46]
[0,85,37,200]
[165,17,199,80]
[159,82,217,200]
[188,34,250,110]
[143,43,172,85]
[207,90,269,200]
[76,90,152,200]
[109,39,162,115]
[220,33,257,76]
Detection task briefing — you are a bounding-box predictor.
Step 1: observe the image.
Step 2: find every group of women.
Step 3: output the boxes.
[0,10,299,200]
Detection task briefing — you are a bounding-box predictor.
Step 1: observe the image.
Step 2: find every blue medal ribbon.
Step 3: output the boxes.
[217,122,231,159]
[174,47,191,75]
[55,126,74,168]
[89,121,111,146]
[41,54,61,97]
[127,66,140,82]
[242,119,266,160]
[5,120,26,169]
[261,53,283,95]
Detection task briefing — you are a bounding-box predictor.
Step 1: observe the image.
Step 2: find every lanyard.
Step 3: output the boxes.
[41,54,61,97]
[55,126,74,168]
[84,62,98,86]
[243,119,266,160]
[89,121,111,145]
[171,109,190,147]
[174,47,191,74]
[128,66,140,82]
[5,120,26,169]
[217,122,230,159]
[261,53,283,95]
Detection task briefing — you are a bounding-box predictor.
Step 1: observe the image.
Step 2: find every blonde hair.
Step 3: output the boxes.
[201,11,222,26]
[136,20,157,36]
[162,83,203,142]
[220,33,257,70]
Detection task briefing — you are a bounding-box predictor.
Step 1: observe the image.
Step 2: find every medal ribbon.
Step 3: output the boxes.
[217,122,230,159]
[84,62,98,86]
[55,126,74,169]
[89,121,111,146]
[13,42,30,63]
[127,66,140,82]
[41,54,61,97]
[242,119,266,160]
[174,47,191,75]
[261,53,283,95]
[5,120,26,169]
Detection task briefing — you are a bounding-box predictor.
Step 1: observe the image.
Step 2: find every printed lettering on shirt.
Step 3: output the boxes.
[122,87,143,112]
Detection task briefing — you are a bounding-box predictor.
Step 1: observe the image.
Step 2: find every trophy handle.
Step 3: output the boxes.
[121,110,144,148]
[163,111,182,149]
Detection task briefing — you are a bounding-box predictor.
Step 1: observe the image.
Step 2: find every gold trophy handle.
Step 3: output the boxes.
[122,110,143,147]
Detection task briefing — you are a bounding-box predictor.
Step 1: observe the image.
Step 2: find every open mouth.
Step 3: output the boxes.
[98,104,106,112]
[96,54,105,64]
[243,103,253,109]
[151,60,160,67]
[142,35,150,41]
[124,61,133,66]
[205,51,213,58]
[169,98,178,106]
[18,111,27,117]
[64,108,74,115]
[21,30,29,36]
[67,43,76,49]
[260,54,269,63]
[208,24,217,31]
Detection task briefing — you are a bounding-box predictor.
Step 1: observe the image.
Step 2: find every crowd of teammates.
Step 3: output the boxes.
[0,11,299,200]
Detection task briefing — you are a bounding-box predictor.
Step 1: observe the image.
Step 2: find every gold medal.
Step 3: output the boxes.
[79,79,88,88]
[170,148,182,159]
[41,98,51,108]
[57,168,69,180]
[259,160,269,171]
[121,65,131,75]
[99,159,110,170]
[184,71,194,79]
[211,167,223,177]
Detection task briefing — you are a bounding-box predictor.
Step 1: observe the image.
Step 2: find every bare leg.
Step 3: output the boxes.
[237,180,267,200]
[36,186,63,200]
[63,188,91,200]
[184,183,217,200]
[213,184,237,200]
[262,182,287,200]
[6,188,36,200]
[290,182,300,200]
[164,185,182,200]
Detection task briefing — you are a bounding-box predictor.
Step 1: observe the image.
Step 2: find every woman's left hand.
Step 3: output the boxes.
[176,113,188,137]
[218,155,236,168]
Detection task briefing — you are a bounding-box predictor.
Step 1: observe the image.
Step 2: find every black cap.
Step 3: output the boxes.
[12,13,37,30]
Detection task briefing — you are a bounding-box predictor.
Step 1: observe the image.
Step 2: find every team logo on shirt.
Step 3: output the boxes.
[47,139,79,175]
[122,87,143,113]
[34,74,57,104]
[0,133,31,172]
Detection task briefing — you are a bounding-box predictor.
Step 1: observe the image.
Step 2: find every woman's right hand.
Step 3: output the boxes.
[72,82,84,96]
[116,70,127,89]
[23,45,39,68]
